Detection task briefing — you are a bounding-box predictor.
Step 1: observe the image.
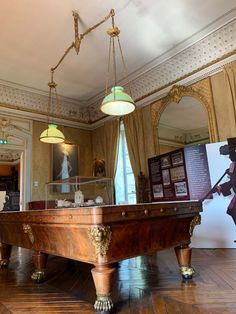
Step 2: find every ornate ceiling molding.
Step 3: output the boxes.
[0,149,21,163]
[0,84,90,124]
[0,19,235,127]
[130,20,235,101]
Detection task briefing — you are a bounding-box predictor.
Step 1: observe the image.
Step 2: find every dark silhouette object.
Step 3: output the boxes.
[93,159,106,177]
[3,191,20,211]
[11,166,18,191]
[137,171,149,203]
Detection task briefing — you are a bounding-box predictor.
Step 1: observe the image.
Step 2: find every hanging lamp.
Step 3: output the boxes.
[39,72,65,144]
[40,9,135,143]
[100,10,135,116]
[0,118,8,144]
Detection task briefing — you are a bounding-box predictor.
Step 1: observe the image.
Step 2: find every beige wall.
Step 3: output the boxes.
[32,121,93,201]
[141,105,156,161]
[92,124,106,162]
[159,144,180,155]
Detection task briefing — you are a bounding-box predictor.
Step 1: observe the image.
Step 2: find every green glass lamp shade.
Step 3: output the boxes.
[0,138,7,144]
[39,123,65,144]
[100,86,135,116]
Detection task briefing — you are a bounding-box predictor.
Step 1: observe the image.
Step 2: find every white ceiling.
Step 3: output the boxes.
[0,0,235,104]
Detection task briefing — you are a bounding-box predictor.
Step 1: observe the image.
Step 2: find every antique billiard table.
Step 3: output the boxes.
[0,201,202,311]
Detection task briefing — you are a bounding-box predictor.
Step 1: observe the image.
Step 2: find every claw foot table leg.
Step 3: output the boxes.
[175,245,194,280]
[91,264,116,312]
[31,251,48,283]
[0,243,12,267]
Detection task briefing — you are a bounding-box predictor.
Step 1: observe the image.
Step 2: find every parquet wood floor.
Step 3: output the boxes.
[1,247,236,313]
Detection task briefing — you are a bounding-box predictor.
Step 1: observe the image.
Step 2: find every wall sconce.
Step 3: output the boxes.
[39,9,135,143]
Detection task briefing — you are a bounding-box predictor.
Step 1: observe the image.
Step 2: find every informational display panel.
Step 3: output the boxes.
[148,139,236,248]
[184,145,212,200]
[148,145,211,202]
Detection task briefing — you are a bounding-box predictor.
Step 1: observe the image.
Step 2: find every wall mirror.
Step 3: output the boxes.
[152,85,218,155]
[158,96,209,154]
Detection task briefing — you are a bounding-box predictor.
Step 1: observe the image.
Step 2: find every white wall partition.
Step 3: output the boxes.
[192,141,236,248]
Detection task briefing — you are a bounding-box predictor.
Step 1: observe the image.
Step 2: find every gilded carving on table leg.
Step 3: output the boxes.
[175,245,195,280]
[180,265,195,279]
[94,295,113,311]
[0,258,9,267]
[31,270,46,283]
[91,264,116,312]
[189,214,201,236]
[31,251,48,283]
[88,226,112,258]
[23,223,34,244]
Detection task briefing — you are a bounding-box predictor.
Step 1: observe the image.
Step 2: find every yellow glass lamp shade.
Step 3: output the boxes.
[39,123,65,144]
[100,86,135,116]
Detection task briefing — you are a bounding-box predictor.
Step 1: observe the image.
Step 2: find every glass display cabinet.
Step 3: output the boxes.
[45,176,114,209]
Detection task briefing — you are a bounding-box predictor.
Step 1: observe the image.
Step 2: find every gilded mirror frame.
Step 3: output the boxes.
[151,83,219,154]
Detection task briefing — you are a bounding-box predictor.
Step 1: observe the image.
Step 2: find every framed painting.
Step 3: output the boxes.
[52,143,79,193]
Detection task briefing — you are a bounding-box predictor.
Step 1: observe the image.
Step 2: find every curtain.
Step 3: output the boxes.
[210,62,236,140]
[224,63,236,123]
[102,119,120,180]
[123,108,147,179]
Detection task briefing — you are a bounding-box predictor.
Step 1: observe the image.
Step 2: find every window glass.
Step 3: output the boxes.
[115,122,136,204]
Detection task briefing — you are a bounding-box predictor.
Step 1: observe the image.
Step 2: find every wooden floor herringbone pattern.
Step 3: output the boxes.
[1,247,236,313]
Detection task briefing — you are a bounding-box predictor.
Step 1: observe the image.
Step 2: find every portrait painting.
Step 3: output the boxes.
[52,143,79,192]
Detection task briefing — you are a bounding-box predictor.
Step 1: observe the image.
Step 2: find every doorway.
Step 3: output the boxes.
[0,114,32,210]
[0,162,20,211]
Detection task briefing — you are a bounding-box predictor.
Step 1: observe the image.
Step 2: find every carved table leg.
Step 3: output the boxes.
[91,264,116,312]
[0,243,12,267]
[174,245,194,280]
[31,251,48,283]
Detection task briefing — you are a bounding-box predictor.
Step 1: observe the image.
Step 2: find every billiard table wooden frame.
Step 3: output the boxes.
[0,201,202,312]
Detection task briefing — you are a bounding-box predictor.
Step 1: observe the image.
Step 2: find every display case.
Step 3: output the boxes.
[45,176,114,209]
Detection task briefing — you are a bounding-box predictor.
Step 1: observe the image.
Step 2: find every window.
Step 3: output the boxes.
[115,122,136,204]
